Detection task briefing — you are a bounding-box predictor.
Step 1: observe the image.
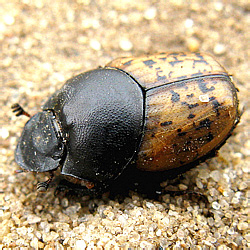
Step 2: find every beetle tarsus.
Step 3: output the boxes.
[11,103,31,117]
[37,182,49,192]
[15,169,25,174]
[36,172,54,192]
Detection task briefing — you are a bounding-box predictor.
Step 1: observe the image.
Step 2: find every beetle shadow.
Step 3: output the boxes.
[52,162,210,218]
[52,141,223,203]
[107,162,196,200]
[54,161,197,202]
[108,142,223,202]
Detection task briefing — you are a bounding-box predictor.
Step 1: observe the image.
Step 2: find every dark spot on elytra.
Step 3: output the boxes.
[194,53,205,60]
[173,139,198,156]
[192,57,209,69]
[159,57,167,61]
[212,100,221,116]
[123,60,133,66]
[188,103,199,109]
[176,75,189,82]
[156,70,167,81]
[197,78,215,93]
[168,71,173,78]
[169,52,182,56]
[170,90,180,102]
[207,132,214,142]
[194,59,209,65]
[195,118,212,130]
[186,93,194,98]
[181,142,193,152]
[169,60,183,67]
[178,131,187,136]
[177,129,182,132]
[181,102,199,109]
[160,121,173,126]
[197,136,206,145]
[143,59,156,67]
[188,113,195,119]
[197,132,214,145]
[151,133,155,138]
[175,81,188,90]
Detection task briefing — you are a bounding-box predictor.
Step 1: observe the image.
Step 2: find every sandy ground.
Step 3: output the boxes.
[1,0,249,248]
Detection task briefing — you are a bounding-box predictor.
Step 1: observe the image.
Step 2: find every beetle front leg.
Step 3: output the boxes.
[37,171,54,192]
[11,103,31,117]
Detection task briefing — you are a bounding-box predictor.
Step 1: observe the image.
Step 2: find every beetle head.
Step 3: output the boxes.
[15,110,65,173]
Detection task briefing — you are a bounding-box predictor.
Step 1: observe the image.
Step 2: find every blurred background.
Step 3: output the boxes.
[1,0,249,248]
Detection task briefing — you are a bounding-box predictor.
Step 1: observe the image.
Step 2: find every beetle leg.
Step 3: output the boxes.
[81,180,95,189]
[36,171,54,192]
[15,169,25,174]
[11,103,31,117]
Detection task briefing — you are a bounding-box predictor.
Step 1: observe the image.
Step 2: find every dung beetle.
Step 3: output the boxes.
[12,52,240,195]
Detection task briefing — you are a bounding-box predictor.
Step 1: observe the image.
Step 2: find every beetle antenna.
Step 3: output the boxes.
[11,103,31,117]
[36,171,54,192]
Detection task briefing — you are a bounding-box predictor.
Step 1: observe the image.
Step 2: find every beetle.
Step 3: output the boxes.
[12,52,240,195]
